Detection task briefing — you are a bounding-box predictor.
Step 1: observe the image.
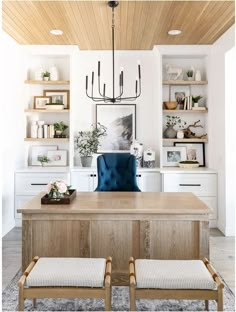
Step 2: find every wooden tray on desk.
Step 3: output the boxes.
[41,189,76,205]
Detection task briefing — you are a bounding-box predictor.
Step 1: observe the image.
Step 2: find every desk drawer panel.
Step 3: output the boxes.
[15,173,69,195]
[163,173,217,196]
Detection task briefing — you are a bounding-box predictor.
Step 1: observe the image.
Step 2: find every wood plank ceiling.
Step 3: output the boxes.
[2,1,235,49]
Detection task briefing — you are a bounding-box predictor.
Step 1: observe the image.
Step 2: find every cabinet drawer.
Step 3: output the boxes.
[15,173,69,195]
[163,173,217,196]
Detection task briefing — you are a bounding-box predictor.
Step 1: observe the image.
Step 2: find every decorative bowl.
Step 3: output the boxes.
[163,101,177,110]
[178,161,200,168]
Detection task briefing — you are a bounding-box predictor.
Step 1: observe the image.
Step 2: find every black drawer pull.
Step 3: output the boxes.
[179,184,201,187]
[93,174,97,177]
[90,174,97,177]
[136,174,141,177]
[90,174,93,177]
[31,183,47,186]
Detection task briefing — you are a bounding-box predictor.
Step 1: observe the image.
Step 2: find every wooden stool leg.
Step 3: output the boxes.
[18,286,24,312]
[130,285,136,311]
[205,300,209,311]
[217,288,223,311]
[33,298,37,308]
[105,285,111,311]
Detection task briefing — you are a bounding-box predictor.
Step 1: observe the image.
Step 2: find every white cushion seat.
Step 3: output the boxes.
[26,258,106,288]
[135,259,217,290]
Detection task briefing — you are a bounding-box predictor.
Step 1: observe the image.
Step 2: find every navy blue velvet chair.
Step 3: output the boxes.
[94,153,141,192]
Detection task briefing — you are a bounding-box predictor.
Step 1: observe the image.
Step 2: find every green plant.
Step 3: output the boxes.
[74,123,107,157]
[192,95,203,103]
[54,121,68,132]
[166,115,187,129]
[186,70,193,77]
[37,155,50,165]
[42,71,50,78]
[179,160,199,164]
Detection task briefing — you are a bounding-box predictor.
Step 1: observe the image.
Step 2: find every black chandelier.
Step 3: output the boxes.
[85,1,141,103]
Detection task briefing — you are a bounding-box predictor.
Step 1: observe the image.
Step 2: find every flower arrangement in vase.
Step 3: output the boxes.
[164,115,186,138]
[47,180,71,199]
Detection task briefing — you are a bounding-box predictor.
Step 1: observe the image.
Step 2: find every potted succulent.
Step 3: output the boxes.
[74,123,107,167]
[164,115,186,139]
[54,121,68,136]
[192,95,203,108]
[186,70,194,81]
[42,71,50,81]
[38,155,50,167]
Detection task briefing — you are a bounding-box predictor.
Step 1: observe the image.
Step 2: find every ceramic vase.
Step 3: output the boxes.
[195,70,201,81]
[164,126,177,138]
[80,156,93,167]
[50,65,59,81]
[177,130,184,139]
[130,140,143,168]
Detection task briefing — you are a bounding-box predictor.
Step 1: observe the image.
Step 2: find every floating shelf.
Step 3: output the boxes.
[24,80,70,85]
[24,138,69,142]
[163,80,208,85]
[24,109,70,113]
[163,109,208,113]
[163,138,208,143]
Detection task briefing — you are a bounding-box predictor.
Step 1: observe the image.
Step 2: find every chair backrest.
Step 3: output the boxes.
[94,153,141,192]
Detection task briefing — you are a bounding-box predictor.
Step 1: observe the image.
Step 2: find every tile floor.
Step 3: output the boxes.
[2,227,235,294]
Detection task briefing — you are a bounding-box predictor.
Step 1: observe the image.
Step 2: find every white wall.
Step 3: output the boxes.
[209,25,235,236]
[1,31,22,236]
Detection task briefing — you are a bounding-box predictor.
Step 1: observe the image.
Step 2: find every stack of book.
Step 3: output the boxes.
[43,124,55,138]
[183,96,206,111]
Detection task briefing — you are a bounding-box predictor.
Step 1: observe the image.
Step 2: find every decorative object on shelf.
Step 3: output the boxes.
[130,140,143,168]
[177,130,184,139]
[178,160,200,168]
[42,71,50,81]
[192,95,203,108]
[30,121,38,138]
[37,121,45,139]
[74,123,107,167]
[162,146,187,167]
[183,120,207,139]
[34,66,45,80]
[38,155,50,167]
[96,104,136,152]
[175,92,185,109]
[164,125,177,138]
[165,64,182,80]
[45,103,64,110]
[164,115,186,138]
[47,150,67,166]
[34,96,52,109]
[174,142,205,166]
[85,1,141,103]
[41,189,76,205]
[49,64,59,81]
[163,101,177,110]
[30,145,57,166]
[195,69,202,81]
[53,121,68,137]
[186,69,194,81]
[43,124,48,139]
[43,90,70,108]
[143,148,155,168]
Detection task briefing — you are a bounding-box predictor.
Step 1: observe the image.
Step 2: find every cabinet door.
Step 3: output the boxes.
[199,197,217,220]
[15,195,35,219]
[71,171,95,192]
[137,172,161,192]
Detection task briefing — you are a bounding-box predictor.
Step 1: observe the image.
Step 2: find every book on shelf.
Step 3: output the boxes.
[183,96,192,110]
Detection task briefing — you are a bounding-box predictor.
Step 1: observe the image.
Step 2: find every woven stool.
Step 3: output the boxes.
[129,257,224,311]
[18,256,112,311]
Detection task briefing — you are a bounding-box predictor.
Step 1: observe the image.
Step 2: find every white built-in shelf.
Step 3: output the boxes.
[163,109,208,113]
[24,80,70,85]
[163,80,208,85]
[24,109,70,113]
[163,138,208,143]
[24,138,69,142]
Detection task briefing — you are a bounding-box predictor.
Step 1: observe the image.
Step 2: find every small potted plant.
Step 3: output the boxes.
[74,123,107,167]
[164,115,186,138]
[192,95,203,108]
[38,155,50,167]
[186,70,194,81]
[42,71,50,81]
[54,121,68,137]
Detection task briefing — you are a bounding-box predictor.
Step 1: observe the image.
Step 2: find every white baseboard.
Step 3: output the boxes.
[2,220,16,237]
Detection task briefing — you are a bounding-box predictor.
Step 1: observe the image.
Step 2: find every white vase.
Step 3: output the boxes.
[50,64,59,81]
[30,121,38,138]
[130,140,143,168]
[195,70,201,81]
[177,130,184,139]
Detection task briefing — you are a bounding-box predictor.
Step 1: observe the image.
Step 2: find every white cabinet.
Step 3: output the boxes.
[162,172,217,226]
[70,169,160,192]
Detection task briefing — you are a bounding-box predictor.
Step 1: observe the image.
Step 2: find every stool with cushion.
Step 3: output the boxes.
[129,257,224,311]
[95,153,141,192]
[18,256,112,311]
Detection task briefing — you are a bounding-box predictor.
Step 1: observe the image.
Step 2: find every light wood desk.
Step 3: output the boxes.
[18,192,211,285]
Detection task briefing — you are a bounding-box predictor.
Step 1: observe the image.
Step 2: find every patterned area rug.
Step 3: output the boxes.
[2,270,235,311]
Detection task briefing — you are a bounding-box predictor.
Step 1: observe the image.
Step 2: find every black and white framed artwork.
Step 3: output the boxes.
[96,104,136,152]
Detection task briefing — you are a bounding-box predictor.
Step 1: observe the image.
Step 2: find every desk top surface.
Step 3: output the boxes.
[17,192,211,215]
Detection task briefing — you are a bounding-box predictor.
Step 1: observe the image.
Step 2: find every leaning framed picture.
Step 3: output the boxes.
[30,145,58,166]
[34,96,52,109]
[43,90,70,108]
[162,146,187,167]
[174,142,205,166]
[96,104,136,152]
[47,150,67,166]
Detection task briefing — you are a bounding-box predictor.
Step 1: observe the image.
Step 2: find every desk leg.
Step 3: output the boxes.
[22,220,33,271]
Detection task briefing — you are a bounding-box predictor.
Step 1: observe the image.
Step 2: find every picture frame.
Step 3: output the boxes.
[162,146,187,167]
[96,104,136,152]
[30,145,57,166]
[46,150,67,166]
[34,96,52,109]
[43,90,70,108]
[174,142,205,167]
